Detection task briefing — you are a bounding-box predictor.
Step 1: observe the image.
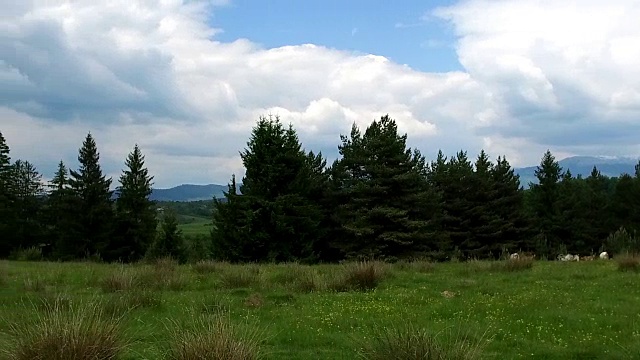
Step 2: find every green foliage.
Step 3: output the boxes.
[605,227,640,255]
[67,133,115,259]
[113,144,157,262]
[147,209,185,262]
[212,115,328,263]
[331,115,440,260]
[616,254,640,272]
[329,260,388,292]
[8,246,43,261]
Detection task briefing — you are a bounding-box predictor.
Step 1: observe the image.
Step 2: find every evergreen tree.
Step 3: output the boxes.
[212,115,327,263]
[489,156,530,254]
[114,144,157,262]
[46,160,79,259]
[0,132,15,257]
[68,133,115,260]
[331,115,440,260]
[147,208,184,262]
[211,175,251,261]
[528,150,563,256]
[11,160,45,250]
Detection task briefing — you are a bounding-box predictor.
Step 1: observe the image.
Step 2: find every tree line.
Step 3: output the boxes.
[1,115,639,263]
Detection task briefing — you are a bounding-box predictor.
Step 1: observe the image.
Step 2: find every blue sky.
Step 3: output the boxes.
[2,0,640,187]
[211,0,462,72]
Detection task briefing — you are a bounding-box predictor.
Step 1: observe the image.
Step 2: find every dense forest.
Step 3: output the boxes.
[1,115,639,263]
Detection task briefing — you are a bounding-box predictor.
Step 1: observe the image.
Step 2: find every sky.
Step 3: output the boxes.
[1,0,640,188]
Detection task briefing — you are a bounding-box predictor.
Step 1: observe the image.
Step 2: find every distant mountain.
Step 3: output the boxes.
[150,184,230,202]
[515,156,639,188]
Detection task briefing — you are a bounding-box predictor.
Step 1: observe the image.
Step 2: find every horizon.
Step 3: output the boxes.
[3,0,640,188]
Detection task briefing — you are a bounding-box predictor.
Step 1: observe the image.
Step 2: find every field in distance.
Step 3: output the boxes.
[0,258,639,359]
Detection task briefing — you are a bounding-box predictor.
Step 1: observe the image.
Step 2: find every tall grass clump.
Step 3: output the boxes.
[100,267,138,293]
[9,246,43,261]
[329,261,388,292]
[192,260,227,275]
[356,323,489,360]
[489,257,534,272]
[219,266,261,289]
[616,254,640,272]
[164,312,267,360]
[0,299,129,360]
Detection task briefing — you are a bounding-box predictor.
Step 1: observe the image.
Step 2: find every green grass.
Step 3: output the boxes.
[1,259,639,359]
[177,216,214,236]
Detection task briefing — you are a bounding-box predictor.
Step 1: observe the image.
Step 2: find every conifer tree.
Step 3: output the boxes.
[212,115,327,263]
[46,160,79,259]
[113,144,157,262]
[68,133,115,259]
[331,115,440,260]
[528,150,563,256]
[147,208,184,262]
[11,160,45,250]
[0,131,14,256]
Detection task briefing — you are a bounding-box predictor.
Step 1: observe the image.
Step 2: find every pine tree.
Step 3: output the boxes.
[0,132,15,257]
[112,145,157,262]
[212,115,327,263]
[528,150,564,256]
[11,160,45,251]
[46,160,80,259]
[211,175,251,261]
[331,115,440,260]
[147,208,184,262]
[68,133,115,260]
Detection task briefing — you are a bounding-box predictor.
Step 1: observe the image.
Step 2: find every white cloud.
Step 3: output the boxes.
[1,0,639,187]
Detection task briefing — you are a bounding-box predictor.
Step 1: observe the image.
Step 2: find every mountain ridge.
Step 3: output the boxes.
[149,156,640,201]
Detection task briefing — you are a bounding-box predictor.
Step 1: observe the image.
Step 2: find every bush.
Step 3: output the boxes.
[9,247,43,261]
[329,261,388,292]
[490,257,534,272]
[0,299,129,360]
[616,254,640,272]
[356,323,489,360]
[164,312,266,360]
[605,227,640,255]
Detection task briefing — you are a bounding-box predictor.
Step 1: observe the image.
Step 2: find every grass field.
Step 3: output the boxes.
[176,215,213,236]
[1,258,639,359]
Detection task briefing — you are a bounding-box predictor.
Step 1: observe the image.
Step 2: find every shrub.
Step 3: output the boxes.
[219,267,261,289]
[9,247,43,261]
[0,299,129,360]
[164,312,267,360]
[329,261,388,292]
[616,254,640,272]
[490,257,534,272]
[605,227,640,255]
[356,323,489,360]
[100,268,138,293]
[192,260,226,275]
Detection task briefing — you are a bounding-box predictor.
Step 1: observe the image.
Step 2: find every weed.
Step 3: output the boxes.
[329,261,388,292]
[489,257,534,272]
[164,312,267,360]
[616,254,640,272]
[1,299,129,360]
[356,323,490,360]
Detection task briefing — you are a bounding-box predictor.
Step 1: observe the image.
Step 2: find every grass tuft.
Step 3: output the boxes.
[219,267,261,289]
[192,260,227,275]
[489,257,534,272]
[356,323,490,360]
[616,254,640,272]
[100,267,138,293]
[0,298,129,360]
[164,312,267,360]
[329,261,388,292]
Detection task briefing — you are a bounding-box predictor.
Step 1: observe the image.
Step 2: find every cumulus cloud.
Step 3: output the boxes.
[433,0,640,158]
[1,0,639,187]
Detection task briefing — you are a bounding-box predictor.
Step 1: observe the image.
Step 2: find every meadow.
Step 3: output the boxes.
[1,257,639,359]
[176,215,214,236]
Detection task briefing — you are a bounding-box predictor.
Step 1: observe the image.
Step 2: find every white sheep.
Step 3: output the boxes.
[599,251,609,260]
[510,253,520,260]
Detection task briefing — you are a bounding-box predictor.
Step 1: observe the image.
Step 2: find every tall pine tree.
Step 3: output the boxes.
[68,133,115,260]
[528,150,563,256]
[0,131,15,257]
[11,160,45,251]
[331,115,440,260]
[212,115,327,263]
[114,144,157,262]
[46,160,80,259]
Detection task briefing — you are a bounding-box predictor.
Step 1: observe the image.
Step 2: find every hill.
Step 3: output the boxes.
[515,156,639,188]
[150,184,229,202]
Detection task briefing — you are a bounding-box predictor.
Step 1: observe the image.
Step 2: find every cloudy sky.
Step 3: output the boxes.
[2,0,640,188]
